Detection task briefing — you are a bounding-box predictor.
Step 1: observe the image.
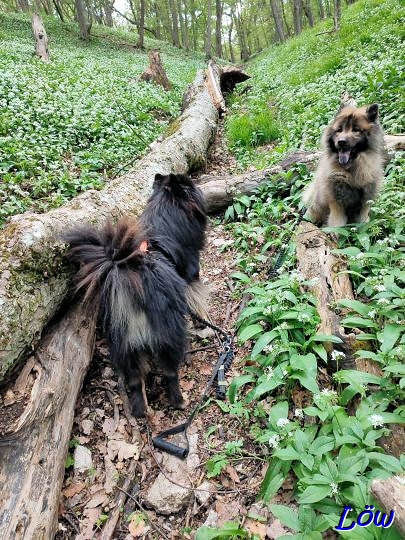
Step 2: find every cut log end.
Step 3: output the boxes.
[371,475,405,537]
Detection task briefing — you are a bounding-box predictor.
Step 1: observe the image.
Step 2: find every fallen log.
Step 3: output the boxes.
[199,133,404,212]
[296,221,382,375]
[0,62,249,538]
[0,66,223,381]
[0,304,96,539]
[371,476,405,537]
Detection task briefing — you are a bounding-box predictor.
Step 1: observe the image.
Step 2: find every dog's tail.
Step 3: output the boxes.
[63,219,148,341]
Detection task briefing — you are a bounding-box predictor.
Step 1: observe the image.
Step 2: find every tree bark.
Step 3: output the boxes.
[0,66,223,382]
[205,0,212,59]
[53,0,64,21]
[371,476,405,537]
[303,0,315,27]
[31,13,50,62]
[293,0,302,35]
[0,304,96,539]
[168,0,180,47]
[228,13,235,62]
[333,0,341,31]
[138,0,145,48]
[75,0,91,40]
[318,0,325,19]
[269,0,285,42]
[215,0,223,57]
[140,49,172,90]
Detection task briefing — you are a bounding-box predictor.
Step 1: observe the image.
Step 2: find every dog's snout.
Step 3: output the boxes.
[337,137,348,146]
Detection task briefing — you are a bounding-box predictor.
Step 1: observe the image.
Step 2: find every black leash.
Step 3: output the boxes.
[268,206,307,278]
[152,314,234,459]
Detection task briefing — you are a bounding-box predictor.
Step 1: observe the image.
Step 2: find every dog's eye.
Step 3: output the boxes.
[336,127,343,133]
[352,126,361,133]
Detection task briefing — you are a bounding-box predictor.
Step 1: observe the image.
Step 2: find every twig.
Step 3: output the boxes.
[114,485,171,540]
[186,345,218,354]
[223,301,233,328]
[99,459,138,540]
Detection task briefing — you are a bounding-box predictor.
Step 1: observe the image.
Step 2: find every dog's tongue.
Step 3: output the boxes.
[338,151,351,165]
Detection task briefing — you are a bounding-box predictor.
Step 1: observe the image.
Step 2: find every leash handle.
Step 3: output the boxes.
[152,421,191,459]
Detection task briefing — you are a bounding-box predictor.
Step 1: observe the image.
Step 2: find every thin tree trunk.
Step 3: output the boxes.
[168,0,180,47]
[182,0,190,50]
[293,0,302,34]
[104,1,113,26]
[190,0,197,49]
[228,13,235,62]
[53,0,64,21]
[333,0,341,30]
[303,0,315,27]
[269,0,285,42]
[31,13,50,62]
[75,0,91,40]
[138,0,145,47]
[177,0,187,49]
[215,0,223,57]
[205,0,212,59]
[318,0,325,19]
[280,0,292,36]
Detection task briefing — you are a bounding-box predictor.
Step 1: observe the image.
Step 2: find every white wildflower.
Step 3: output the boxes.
[268,434,280,448]
[298,313,311,323]
[294,408,304,419]
[377,298,390,306]
[282,369,288,376]
[330,482,339,495]
[280,322,288,330]
[368,310,376,319]
[356,252,364,260]
[375,284,386,292]
[369,414,384,428]
[265,367,274,380]
[276,418,290,428]
[331,350,346,362]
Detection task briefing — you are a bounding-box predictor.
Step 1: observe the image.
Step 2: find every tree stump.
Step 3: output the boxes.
[31,13,50,62]
[140,50,172,91]
[371,476,405,537]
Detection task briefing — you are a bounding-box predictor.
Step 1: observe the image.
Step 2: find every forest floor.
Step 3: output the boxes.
[56,123,292,540]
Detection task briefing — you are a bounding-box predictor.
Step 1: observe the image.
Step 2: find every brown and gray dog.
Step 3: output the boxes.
[303,103,385,227]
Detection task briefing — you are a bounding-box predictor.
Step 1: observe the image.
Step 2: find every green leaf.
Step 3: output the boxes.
[269,401,289,429]
[338,299,371,317]
[228,375,255,404]
[274,446,301,461]
[259,459,291,502]
[251,330,278,358]
[298,484,332,504]
[380,323,403,353]
[269,504,300,531]
[238,324,263,343]
[341,316,377,329]
[366,452,402,472]
[195,522,248,540]
[309,436,335,456]
[231,271,251,284]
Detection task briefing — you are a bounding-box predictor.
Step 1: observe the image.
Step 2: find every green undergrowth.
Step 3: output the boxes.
[198,154,405,538]
[225,0,405,169]
[0,13,204,225]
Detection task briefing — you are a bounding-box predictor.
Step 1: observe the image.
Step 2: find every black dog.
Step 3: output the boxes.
[64,173,207,417]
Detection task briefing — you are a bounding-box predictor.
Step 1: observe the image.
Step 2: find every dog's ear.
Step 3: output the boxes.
[366,104,379,122]
[154,173,169,187]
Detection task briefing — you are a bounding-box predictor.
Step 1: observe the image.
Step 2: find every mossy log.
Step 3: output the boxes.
[0,66,222,382]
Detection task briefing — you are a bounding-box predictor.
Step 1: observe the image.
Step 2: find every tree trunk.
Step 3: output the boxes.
[205,0,212,59]
[190,0,198,50]
[138,0,145,48]
[153,1,162,39]
[293,0,302,34]
[53,0,64,21]
[0,304,96,539]
[0,65,225,382]
[140,49,172,90]
[31,13,50,62]
[269,0,285,42]
[104,0,113,26]
[333,0,341,31]
[318,0,325,19]
[303,0,315,27]
[75,0,91,40]
[228,13,235,62]
[177,0,187,49]
[181,0,190,50]
[17,0,30,11]
[215,0,223,57]
[168,0,180,47]
[280,0,291,36]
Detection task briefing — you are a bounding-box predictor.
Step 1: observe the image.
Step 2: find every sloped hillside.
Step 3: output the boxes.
[0,13,204,224]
